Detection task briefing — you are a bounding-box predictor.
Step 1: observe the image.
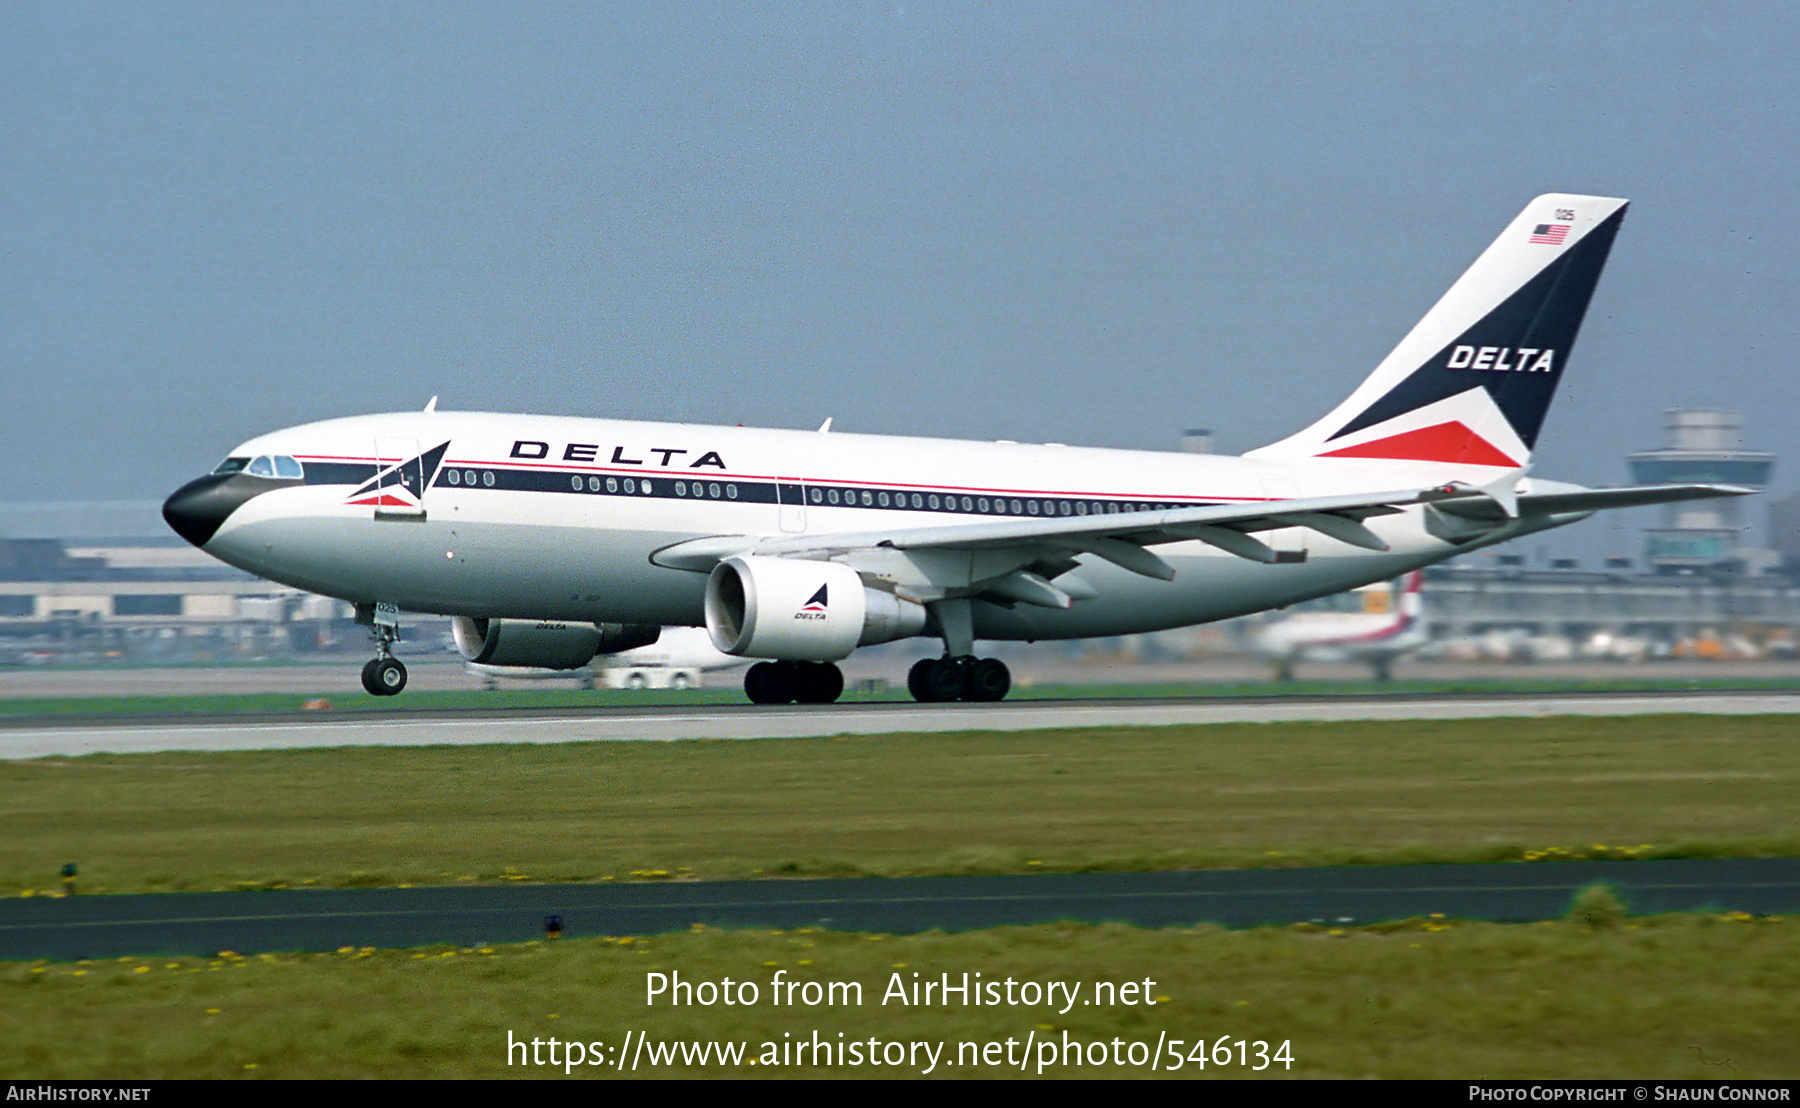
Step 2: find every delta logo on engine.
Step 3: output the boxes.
[795,585,829,621]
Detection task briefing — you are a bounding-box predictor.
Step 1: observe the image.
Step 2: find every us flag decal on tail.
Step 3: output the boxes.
[1528,223,1570,245]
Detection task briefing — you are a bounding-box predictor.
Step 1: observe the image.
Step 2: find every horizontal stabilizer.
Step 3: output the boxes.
[1433,482,1754,522]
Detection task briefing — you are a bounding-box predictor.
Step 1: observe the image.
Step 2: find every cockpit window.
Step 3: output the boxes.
[245,455,305,480]
[213,457,250,475]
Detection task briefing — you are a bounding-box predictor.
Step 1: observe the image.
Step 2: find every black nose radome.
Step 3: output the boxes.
[162,474,270,548]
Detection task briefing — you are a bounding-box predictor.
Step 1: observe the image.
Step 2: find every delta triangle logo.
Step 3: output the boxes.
[345,441,451,508]
[794,583,830,621]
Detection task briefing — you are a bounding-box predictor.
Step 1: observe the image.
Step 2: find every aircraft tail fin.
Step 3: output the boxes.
[1247,194,1629,470]
[1397,570,1424,622]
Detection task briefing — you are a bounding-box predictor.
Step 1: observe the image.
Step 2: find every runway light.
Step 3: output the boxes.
[61,863,77,897]
[544,914,563,940]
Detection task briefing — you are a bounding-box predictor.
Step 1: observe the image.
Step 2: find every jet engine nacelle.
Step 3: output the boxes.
[704,555,926,661]
[451,618,660,669]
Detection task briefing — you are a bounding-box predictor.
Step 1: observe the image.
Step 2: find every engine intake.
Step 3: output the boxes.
[451,618,660,669]
[704,555,926,661]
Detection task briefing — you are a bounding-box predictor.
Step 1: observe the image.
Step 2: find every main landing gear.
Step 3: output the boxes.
[904,597,1012,703]
[360,618,407,696]
[736,600,1014,706]
[907,655,1011,702]
[743,660,845,704]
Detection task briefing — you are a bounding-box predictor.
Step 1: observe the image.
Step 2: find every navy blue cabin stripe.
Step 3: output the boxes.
[301,461,381,485]
[302,461,1217,519]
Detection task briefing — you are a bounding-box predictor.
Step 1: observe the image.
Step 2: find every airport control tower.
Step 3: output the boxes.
[1628,410,1773,572]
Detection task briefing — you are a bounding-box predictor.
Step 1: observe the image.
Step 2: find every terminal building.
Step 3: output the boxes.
[0,501,354,665]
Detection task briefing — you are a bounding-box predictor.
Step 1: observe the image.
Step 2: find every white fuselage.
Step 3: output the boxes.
[201,409,1571,641]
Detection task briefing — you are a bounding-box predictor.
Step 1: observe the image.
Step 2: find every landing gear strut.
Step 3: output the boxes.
[907,655,1011,702]
[358,610,407,696]
[906,597,1012,703]
[743,660,845,705]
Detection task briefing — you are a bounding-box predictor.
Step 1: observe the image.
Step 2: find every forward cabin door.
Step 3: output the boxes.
[776,477,808,533]
[372,437,428,519]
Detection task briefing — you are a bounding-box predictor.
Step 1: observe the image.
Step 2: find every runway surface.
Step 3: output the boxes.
[4,859,1793,961]
[4,688,1800,759]
[8,657,1800,699]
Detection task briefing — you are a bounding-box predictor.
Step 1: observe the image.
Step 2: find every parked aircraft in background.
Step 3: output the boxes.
[466,625,746,689]
[163,193,1748,704]
[1256,571,1426,682]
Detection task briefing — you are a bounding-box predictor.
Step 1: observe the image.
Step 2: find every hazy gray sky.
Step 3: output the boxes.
[5,1,1796,537]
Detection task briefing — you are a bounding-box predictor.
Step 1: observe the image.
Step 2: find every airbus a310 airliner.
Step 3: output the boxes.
[163,194,1746,704]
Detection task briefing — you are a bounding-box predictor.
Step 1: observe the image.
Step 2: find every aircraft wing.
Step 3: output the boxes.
[655,485,1445,584]
[654,479,1755,610]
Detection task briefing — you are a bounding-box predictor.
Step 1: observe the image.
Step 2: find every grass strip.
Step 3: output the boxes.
[3,715,1795,895]
[3,912,1796,1078]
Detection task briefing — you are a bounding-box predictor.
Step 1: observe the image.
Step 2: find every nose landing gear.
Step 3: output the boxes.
[357,606,407,696]
[361,655,407,696]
